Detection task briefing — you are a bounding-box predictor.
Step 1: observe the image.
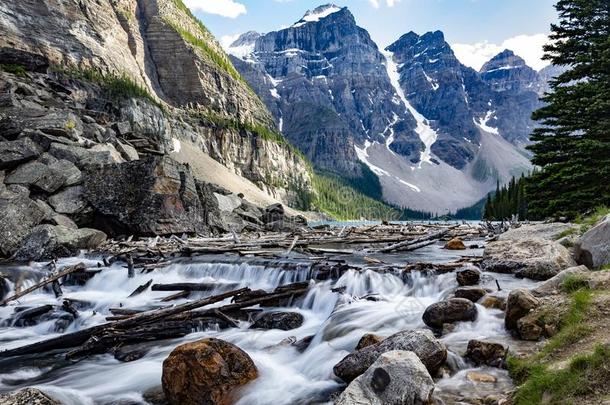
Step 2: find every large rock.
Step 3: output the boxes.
[83,156,211,236]
[355,333,383,351]
[336,350,435,405]
[444,237,466,250]
[456,268,481,286]
[575,215,610,269]
[422,298,477,330]
[0,138,42,169]
[14,224,107,261]
[333,329,446,383]
[0,190,47,257]
[0,275,9,301]
[464,339,507,367]
[505,288,540,332]
[250,311,304,331]
[533,265,589,297]
[5,155,80,193]
[454,286,487,302]
[0,388,60,405]
[162,338,258,405]
[482,236,576,280]
[48,186,87,214]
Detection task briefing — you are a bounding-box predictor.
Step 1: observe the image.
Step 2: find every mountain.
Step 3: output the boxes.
[0,0,313,258]
[228,4,555,213]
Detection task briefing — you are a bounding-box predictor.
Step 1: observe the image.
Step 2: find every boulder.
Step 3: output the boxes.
[422,298,477,330]
[336,351,435,405]
[89,143,125,163]
[456,268,481,286]
[14,224,107,261]
[0,275,9,301]
[516,316,544,341]
[48,186,87,214]
[83,156,210,236]
[533,265,589,296]
[262,203,285,223]
[444,237,466,250]
[0,47,49,73]
[467,371,497,383]
[50,214,78,229]
[214,192,242,213]
[115,140,139,161]
[250,311,304,331]
[505,289,539,332]
[333,329,446,383]
[481,295,506,310]
[0,138,42,169]
[464,339,507,367]
[355,333,383,351]
[575,215,610,269]
[10,111,83,140]
[0,190,47,257]
[48,142,115,165]
[162,338,258,405]
[5,155,80,193]
[0,388,60,405]
[454,286,487,302]
[482,228,577,280]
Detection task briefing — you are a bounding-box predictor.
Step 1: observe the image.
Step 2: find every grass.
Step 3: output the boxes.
[0,63,27,76]
[575,205,609,232]
[508,281,599,404]
[509,344,610,405]
[57,67,164,110]
[554,227,578,240]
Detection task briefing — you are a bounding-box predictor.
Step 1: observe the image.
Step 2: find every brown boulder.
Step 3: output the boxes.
[505,289,539,333]
[422,298,477,330]
[454,286,487,302]
[481,295,506,310]
[456,268,481,286]
[465,339,507,367]
[355,333,383,351]
[444,237,466,250]
[162,338,258,405]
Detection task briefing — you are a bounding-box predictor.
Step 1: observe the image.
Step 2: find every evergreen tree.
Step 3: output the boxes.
[526,0,610,219]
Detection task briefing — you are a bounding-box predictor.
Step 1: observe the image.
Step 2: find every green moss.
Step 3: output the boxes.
[0,63,27,76]
[65,119,76,130]
[510,344,610,405]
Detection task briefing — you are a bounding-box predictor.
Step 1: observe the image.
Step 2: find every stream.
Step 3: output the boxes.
[0,238,539,405]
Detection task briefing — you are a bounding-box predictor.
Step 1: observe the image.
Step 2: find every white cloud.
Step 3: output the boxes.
[368,0,401,8]
[183,0,246,19]
[220,34,240,50]
[453,33,550,71]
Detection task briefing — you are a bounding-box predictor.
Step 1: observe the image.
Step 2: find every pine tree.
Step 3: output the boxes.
[526,0,610,219]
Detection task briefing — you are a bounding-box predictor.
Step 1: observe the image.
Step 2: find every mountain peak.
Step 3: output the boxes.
[292,4,346,27]
[480,49,528,73]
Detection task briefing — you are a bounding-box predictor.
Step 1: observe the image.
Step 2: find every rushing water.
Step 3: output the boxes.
[0,242,538,404]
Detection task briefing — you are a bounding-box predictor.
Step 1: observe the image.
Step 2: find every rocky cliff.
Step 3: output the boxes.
[0,0,313,259]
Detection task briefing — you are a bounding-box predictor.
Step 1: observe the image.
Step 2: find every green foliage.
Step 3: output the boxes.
[163,19,244,84]
[554,227,578,240]
[562,275,590,293]
[484,174,529,220]
[450,196,487,220]
[510,344,610,405]
[526,0,610,219]
[311,171,401,220]
[64,119,76,131]
[0,63,27,76]
[575,205,610,232]
[58,67,163,109]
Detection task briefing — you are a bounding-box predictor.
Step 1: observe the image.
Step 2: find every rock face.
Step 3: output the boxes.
[162,338,258,405]
[250,311,304,331]
[482,224,577,280]
[333,329,447,383]
[505,288,540,333]
[422,298,478,330]
[0,388,60,405]
[575,215,610,269]
[0,0,313,259]
[465,339,507,367]
[336,350,435,405]
[14,225,106,261]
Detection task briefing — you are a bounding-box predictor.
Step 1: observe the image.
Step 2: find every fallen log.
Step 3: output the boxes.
[151,282,238,292]
[1,263,86,306]
[370,228,451,253]
[128,279,153,298]
[159,291,190,302]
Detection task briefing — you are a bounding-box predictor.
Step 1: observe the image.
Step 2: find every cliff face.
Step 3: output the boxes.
[0,0,310,203]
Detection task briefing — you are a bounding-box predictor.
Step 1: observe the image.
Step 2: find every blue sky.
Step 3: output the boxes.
[184,0,558,70]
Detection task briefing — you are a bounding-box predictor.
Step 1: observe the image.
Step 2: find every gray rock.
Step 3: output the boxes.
[113,121,132,136]
[0,191,47,257]
[0,387,60,405]
[48,186,87,214]
[115,141,139,161]
[355,333,383,351]
[336,350,435,405]
[422,298,477,330]
[533,265,589,297]
[0,47,49,73]
[89,143,125,163]
[19,129,75,150]
[250,311,304,331]
[575,215,610,269]
[50,214,78,229]
[4,157,77,193]
[14,224,107,261]
[48,142,115,165]
[464,339,507,368]
[0,138,42,169]
[333,329,446,383]
[454,286,487,302]
[505,289,539,333]
[83,156,210,236]
[0,275,9,301]
[214,192,242,213]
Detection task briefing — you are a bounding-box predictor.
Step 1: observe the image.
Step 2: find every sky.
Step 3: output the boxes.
[184,0,558,71]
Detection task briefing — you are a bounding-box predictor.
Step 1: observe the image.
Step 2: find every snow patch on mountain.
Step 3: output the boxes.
[382,49,438,166]
[474,110,499,135]
[292,5,342,27]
